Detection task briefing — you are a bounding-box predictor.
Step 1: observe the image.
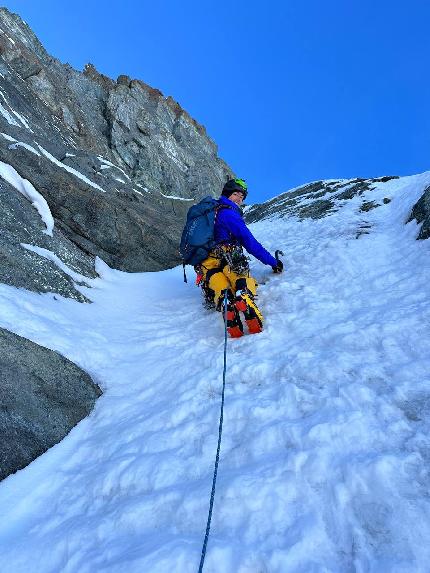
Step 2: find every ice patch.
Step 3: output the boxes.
[9,108,32,130]
[37,144,106,192]
[0,132,17,142]
[159,191,194,201]
[97,155,131,180]
[0,101,20,127]
[8,141,41,155]
[135,183,150,192]
[0,90,32,130]
[0,29,16,45]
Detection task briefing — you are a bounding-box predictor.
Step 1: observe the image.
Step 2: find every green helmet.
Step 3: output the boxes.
[222,178,248,199]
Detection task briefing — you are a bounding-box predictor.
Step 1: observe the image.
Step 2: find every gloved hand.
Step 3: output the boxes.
[272,260,284,273]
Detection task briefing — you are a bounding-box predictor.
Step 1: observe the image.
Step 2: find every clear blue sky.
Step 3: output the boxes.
[4,0,430,201]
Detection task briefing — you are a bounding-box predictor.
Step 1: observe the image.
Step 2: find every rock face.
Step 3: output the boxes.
[0,7,233,301]
[0,169,96,302]
[0,327,101,481]
[0,7,233,481]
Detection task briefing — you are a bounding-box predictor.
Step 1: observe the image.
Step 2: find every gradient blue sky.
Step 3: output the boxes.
[4,0,430,201]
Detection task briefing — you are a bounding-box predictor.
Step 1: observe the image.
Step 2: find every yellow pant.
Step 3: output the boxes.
[200,254,258,308]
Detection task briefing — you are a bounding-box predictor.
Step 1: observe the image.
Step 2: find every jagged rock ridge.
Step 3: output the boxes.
[245,176,399,223]
[0,7,232,303]
[245,176,430,242]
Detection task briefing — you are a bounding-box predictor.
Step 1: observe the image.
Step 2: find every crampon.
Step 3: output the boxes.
[234,289,264,334]
[224,298,244,338]
[221,289,263,337]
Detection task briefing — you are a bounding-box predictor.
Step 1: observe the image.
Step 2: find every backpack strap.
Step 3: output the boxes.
[214,203,242,248]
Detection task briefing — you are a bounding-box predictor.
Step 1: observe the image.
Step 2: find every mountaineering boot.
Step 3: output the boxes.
[220,290,244,338]
[226,308,244,338]
[235,289,264,334]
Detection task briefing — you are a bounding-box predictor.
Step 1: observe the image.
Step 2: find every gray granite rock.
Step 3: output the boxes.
[407,185,430,240]
[0,175,95,302]
[0,327,101,481]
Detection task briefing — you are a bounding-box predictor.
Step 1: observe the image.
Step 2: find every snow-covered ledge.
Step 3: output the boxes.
[0,160,54,236]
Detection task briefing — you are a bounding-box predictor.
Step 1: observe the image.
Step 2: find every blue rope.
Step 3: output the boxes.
[198,289,229,573]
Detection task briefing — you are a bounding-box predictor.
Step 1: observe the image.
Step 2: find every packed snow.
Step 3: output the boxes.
[159,191,195,201]
[0,160,54,235]
[1,131,40,154]
[0,172,430,572]
[21,244,92,285]
[0,99,21,126]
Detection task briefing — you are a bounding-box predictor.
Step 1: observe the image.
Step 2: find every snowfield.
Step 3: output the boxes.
[0,172,430,572]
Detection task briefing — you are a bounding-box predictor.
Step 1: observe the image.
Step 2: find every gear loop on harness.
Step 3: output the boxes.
[211,244,250,276]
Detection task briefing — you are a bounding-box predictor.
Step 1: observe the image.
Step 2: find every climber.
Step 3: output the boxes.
[198,178,283,338]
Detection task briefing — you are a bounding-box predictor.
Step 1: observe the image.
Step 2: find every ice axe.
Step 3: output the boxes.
[273,249,284,274]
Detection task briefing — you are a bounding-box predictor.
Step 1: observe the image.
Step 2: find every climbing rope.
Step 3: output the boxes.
[198,289,229,573]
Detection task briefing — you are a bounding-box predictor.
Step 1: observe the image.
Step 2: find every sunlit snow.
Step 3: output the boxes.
[0,172,430,572]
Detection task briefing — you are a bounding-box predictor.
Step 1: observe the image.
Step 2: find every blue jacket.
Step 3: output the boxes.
[214,196,278,267]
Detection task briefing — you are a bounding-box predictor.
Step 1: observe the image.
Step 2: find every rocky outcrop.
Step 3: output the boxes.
[0,167,96,301]
[0,327,101,481]
[0,7,233,481]
[0,9,231,199]
[245,176,399,224]
[246,175,430,245]
[0,7,232,301]
[407,185,430,240]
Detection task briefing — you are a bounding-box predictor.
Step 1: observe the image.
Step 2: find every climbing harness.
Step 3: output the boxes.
[211,244,250,275]
[223,245,250,275]
[198,289,229,573]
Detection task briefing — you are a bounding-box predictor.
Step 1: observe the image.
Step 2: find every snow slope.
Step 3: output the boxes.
[0,172,430,572]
